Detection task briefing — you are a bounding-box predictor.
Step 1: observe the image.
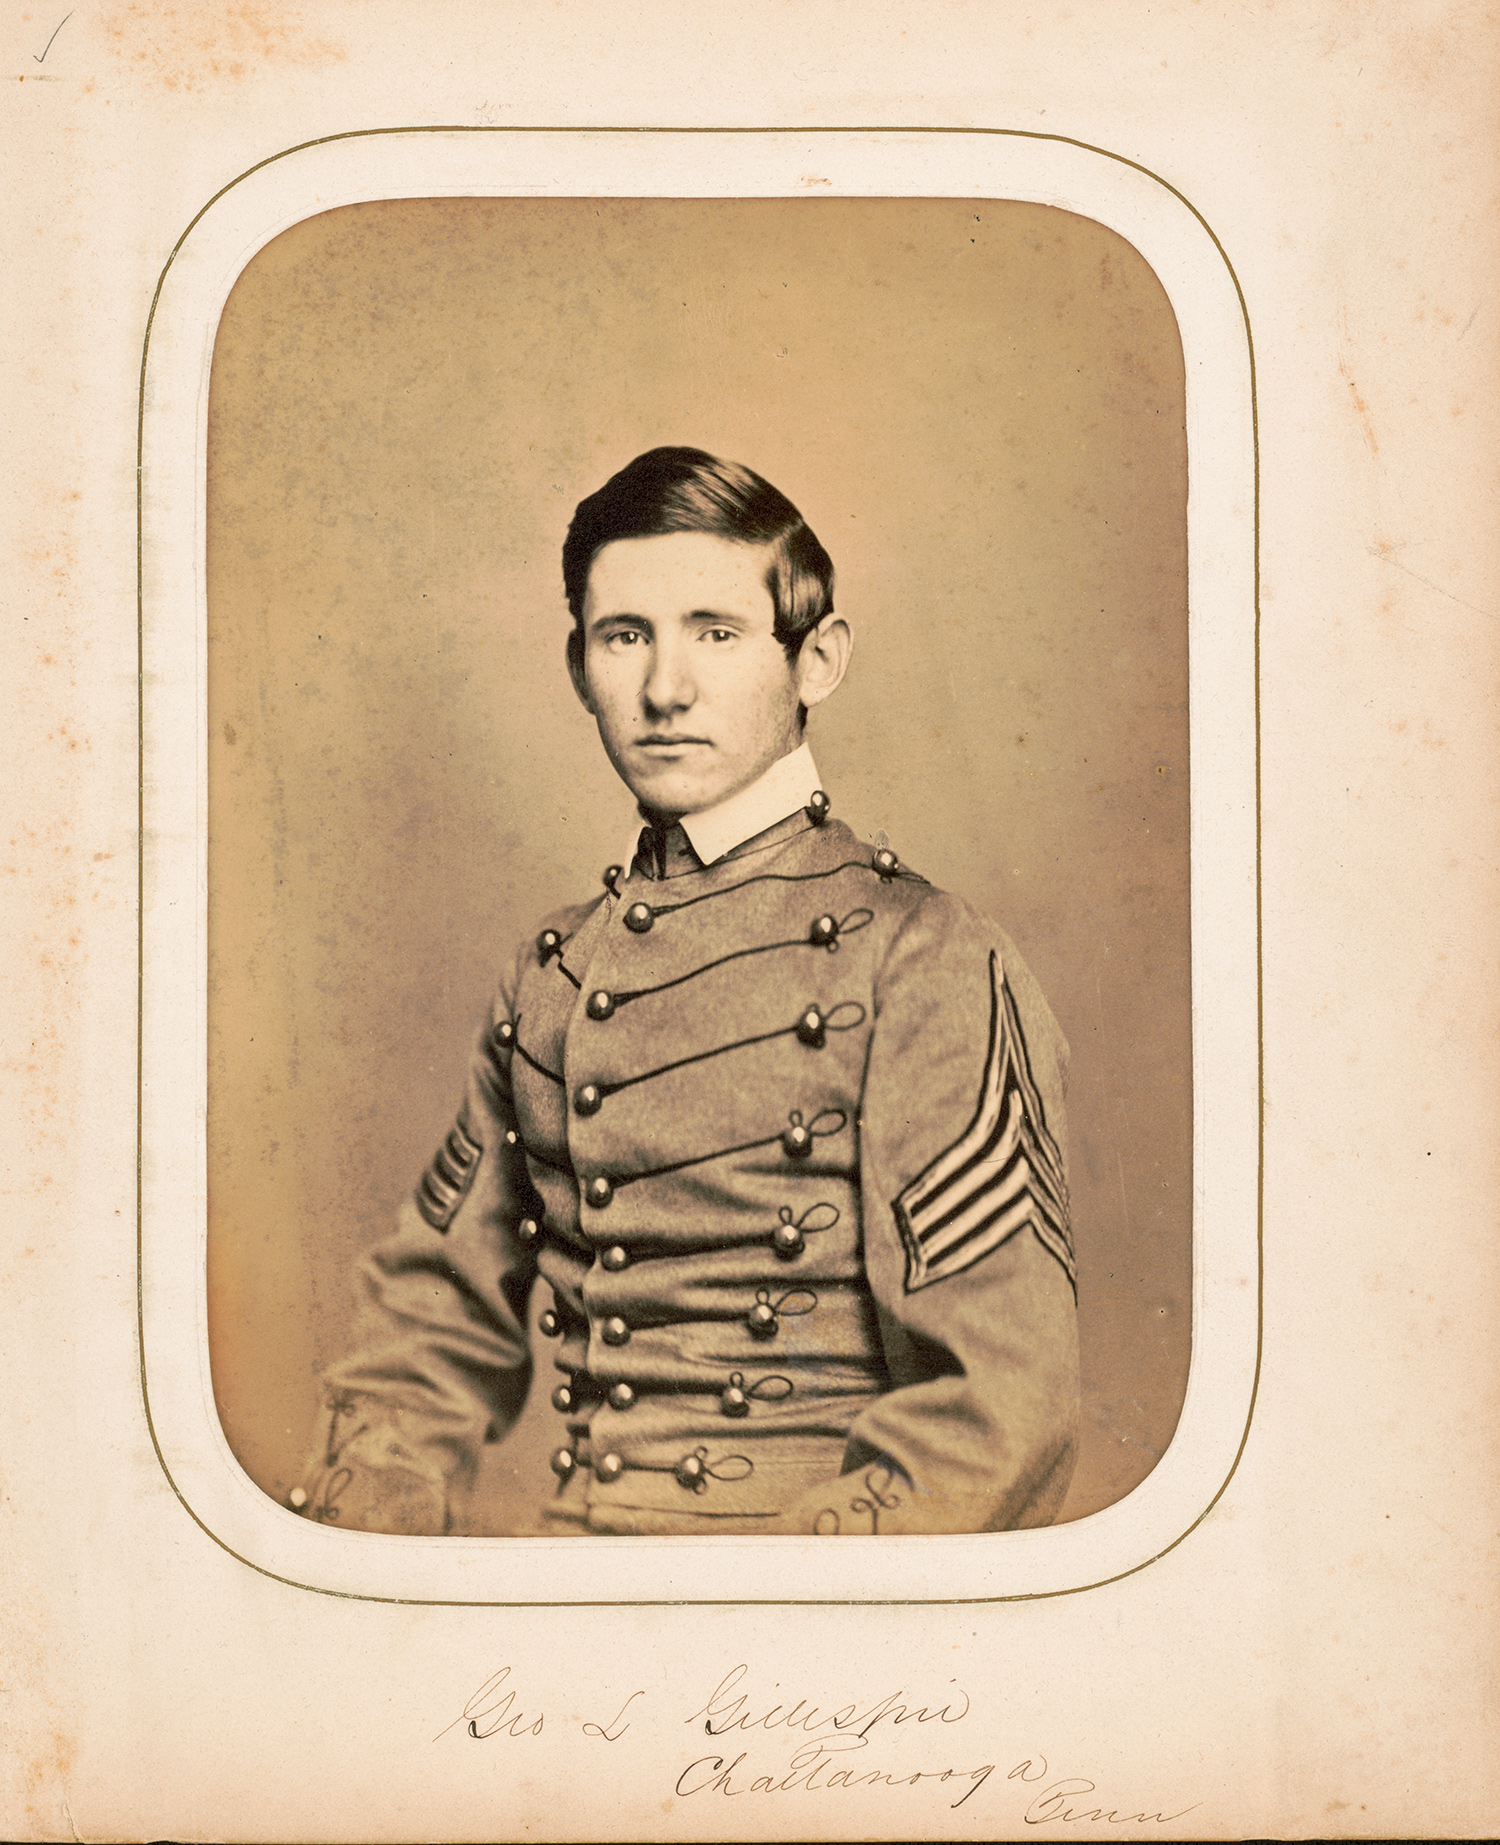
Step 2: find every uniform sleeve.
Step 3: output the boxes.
[292,953,540,1535]
[777,896,1081,1536]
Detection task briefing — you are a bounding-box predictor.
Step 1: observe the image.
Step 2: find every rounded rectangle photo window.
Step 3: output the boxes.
[140,129,1258,1605]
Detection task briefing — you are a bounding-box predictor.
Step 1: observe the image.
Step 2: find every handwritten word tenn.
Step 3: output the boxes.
[1010,1757,1199,1826]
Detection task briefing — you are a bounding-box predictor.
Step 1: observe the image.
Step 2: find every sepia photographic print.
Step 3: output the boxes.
[202,193,1192,1546]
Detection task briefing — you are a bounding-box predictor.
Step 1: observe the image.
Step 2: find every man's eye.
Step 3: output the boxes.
[704,628,735,643]
[606,630,644,648]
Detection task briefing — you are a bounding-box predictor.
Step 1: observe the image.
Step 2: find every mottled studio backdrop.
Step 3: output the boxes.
[205,197,1190,1528]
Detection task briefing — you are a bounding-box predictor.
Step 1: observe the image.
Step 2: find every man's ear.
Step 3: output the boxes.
[566,626,594,713]
[795,614,853,714]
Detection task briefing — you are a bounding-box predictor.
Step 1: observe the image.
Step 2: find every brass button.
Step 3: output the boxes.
[795,1005,826,1048]
[720,1376,749,1418]
[601,1244,629,1272]
[586,989,616,1021]
[624,902,654,934]
[517,1217,541,1245]
[537,928,563,963]
[747,1300,779,1337]
[551,1383,574,1414]
[772,1219,804,1258]
[574,1082,603,1117]
[494,1019,516,1047]
[804,790,831,825]
[674,1453,705,1489]
[539,1308,561,1338]
[595,1452,625,1483]
[601,1316,630,1347]
[808,913,839,947]
[585,1175,615,1209]
[550,1446,576,1479]
[602,863,624,892]
[781,1122,813,1159]
[873,847,899,879]
[607,1381,636,1412]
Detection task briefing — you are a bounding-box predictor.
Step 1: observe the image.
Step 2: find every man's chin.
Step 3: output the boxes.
[621,766,719,820]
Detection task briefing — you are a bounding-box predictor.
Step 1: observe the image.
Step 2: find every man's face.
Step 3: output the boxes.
[572,530,810,819]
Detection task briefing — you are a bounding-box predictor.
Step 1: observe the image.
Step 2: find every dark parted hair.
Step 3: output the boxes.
[562,447,835,662]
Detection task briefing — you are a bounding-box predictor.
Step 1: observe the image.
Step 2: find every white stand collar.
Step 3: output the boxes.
[620,742,823,872]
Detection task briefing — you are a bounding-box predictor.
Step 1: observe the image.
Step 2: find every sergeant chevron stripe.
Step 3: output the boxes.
[893,951,1074,1295]
[414,1108,483,1232]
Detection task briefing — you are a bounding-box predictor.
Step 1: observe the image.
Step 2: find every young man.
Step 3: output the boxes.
[293,447,1079,1537]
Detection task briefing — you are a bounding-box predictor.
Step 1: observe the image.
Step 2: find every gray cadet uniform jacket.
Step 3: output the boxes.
[297,804,1080,1537]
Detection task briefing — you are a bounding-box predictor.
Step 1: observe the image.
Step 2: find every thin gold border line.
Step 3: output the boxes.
[137,123,1261,1608]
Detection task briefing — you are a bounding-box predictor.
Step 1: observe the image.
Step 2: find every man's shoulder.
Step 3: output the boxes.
[534,891,608,939]
[733,815,1037,973]
[856,850,1068,1070]
[488,889,607,1003]
[877,875,1020,964]
[818,828,1000,954]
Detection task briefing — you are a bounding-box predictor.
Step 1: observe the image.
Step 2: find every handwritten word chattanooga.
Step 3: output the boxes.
[677,1743,992,1808]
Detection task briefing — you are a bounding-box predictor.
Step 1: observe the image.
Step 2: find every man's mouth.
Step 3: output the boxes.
[635,735,710,749]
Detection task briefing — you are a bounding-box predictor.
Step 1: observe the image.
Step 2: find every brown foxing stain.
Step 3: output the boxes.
[22,1726,77,1828]
[1413,291,1457,329]
[1338,355,1378,454]
[100,1,349,90]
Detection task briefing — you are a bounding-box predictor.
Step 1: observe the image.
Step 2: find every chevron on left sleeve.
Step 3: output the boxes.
[892,949,1075,1296]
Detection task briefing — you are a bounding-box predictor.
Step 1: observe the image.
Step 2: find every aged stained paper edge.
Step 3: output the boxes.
[7,6,1497,1837]
[137,126,1258,1607]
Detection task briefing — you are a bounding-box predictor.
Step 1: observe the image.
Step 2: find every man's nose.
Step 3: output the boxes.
[642,638,695,715]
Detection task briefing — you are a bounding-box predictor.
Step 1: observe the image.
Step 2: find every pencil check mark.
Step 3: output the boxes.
[34,11,73,62]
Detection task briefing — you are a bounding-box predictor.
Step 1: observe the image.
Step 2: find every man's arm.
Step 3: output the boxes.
[779,895,1081,1535]
[292,959,540,1535]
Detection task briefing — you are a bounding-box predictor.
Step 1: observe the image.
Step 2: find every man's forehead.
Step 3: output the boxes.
[583,530,777,618]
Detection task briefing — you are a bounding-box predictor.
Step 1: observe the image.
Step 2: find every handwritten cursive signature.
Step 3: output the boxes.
[423,1664,1193,1827]
[432,1668,543,1742]
[688,1662,970,1742]
[1010,1758,1198,1826]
